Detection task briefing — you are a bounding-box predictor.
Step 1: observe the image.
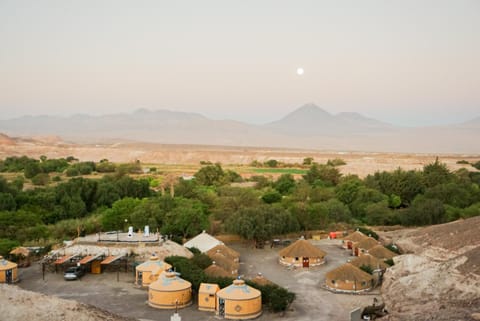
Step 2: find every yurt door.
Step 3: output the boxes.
[302,257,309,268]
[137,271,142,286]
[6,269,12,283]
[218,298,225,317]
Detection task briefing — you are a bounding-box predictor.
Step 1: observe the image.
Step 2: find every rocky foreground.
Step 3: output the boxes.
[379,216,480,321]
[0,284,135,321]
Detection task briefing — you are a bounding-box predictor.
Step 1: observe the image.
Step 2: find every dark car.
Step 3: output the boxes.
[64,266,85,281]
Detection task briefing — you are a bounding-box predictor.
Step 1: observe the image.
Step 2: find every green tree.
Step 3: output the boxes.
[303,164,341,186]
[423,158,453,188]
[101,197,141,231]
[194,163,225,186]
[403,196,445,226]
[274,174,296,195]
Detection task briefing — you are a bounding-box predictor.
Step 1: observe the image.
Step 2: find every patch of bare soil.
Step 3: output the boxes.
[0,284,136,321]
[378,217,480,321]
[0,133,478,178]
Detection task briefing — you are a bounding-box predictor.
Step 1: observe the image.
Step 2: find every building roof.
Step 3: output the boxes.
[250,273,273,286]
[367,245,397,260]
[136,255,172,272]
[217,279,261,300]
[206,244,240,260]
[149,271,192,292]
[208,252,239,275]
[183,231,223,253]
[204,263,233,278]
[278,239,326,258]
[342,231,368,243]
[100,255,125,265]
[9,247,30,257]
[349,254,388,270]
[0,256,17,270]
[355,237,380,250]
[325,263,373,283]
[199,283,220,294]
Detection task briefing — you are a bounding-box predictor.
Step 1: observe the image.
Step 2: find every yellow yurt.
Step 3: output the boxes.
[0,256,18,284]
[278,238,326,268]
[198,283,220,311]
[135,255,172,287]
[325,263,373,293]
[216,279,262,320]
[148,271,192,309]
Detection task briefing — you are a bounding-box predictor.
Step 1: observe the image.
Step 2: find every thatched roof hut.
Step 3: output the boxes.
[367,245,397,260]
[278,238,326,268]
[206,244,240,262]
[325,263,373,293]
[349,254,388,271]
[204,263,232,278]
[208,252,239,276]
[353,237,379,256]
[342,231,368,249]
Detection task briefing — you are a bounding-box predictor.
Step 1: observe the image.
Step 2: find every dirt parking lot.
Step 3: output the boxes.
[17,239,378,321]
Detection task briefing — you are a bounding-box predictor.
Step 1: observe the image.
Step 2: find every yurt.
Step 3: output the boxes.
[184,230,223,253]
[352,237,379,256]
[207,244,240,263]
[205,263,233,278]
[325,263,373,293]
[216,279,262,320]
[0,256,18,284]
[342,231,368,249]
[367,245,398,261]
[148,271,192,309]
[135,255,172,287]
[198,283,220,312]
[278,238,326,268]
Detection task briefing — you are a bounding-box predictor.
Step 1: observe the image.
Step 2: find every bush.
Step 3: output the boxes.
[356,227,379,240]
[456,160,470,165]
[31,173,50,186]
[359,264,373,274]
[385,243,401,254]
[0,238,20,256]
[66,167,80,177]
[385,258,394,266]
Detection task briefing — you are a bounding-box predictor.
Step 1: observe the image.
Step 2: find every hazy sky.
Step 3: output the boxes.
[1,0,479,126]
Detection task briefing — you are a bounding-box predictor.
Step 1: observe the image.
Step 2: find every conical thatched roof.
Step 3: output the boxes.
[325,263,373,282]
[367,245,397,260]
[206,244,240,260]
[343,231,368,242]
[204,263,232,278]
[355,237,379,250]
[279,239,326,258]
[10,247,30,257]
[208,252,239,275]
[349,254,388,270]
[250,273,273,286]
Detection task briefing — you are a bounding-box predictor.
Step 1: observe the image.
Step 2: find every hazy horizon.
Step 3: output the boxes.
[1,0,479,127]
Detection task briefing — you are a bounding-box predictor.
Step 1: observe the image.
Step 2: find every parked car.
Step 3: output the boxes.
[64,266,85,281]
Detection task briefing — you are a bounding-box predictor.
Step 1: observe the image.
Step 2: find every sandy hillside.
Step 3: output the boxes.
[378,217,480,321]
[0,284,136,321]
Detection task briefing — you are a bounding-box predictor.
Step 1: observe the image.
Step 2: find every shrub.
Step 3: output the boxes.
[31,173,50,186]
[356,227,379,240]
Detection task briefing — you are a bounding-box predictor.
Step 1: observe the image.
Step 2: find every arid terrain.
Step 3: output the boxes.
[0,133,478,178]
[377,216,480,321]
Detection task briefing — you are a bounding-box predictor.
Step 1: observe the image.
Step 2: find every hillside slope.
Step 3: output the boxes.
[380,217,480,321]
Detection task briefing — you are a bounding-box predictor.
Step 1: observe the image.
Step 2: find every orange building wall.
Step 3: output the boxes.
[198,292,217,311]
[217,297,262,320]
[148,288,192,309]
[0,267,18,283]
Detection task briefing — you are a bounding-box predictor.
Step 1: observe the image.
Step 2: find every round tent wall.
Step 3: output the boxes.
[135,255,172,287]
[216,279,262,320]
[148,272,192,309]
[278,239,326,268]
[0,256,18,284]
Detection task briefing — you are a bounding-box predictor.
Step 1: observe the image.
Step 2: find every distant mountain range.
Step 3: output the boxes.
[1,104,479,153]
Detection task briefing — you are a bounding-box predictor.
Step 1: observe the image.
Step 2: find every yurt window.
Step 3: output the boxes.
[331,280,336,284]
[361,281,366,286]
[209,294,215,298]
[295,257,299,261]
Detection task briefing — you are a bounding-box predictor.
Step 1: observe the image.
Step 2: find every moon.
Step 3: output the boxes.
[296,67,304,75]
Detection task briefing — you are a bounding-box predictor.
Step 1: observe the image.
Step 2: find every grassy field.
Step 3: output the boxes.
[250,168,307,175]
